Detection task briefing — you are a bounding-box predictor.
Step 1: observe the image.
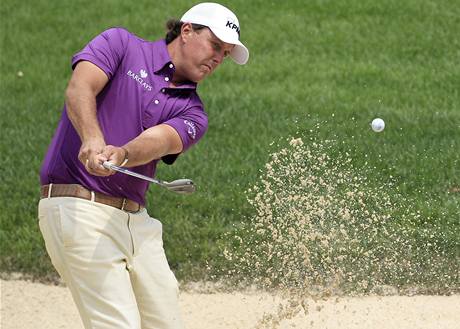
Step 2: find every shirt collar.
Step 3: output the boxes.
[152,39,172,73]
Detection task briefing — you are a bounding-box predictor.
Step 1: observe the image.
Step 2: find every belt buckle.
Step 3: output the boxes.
[120,198,128,211]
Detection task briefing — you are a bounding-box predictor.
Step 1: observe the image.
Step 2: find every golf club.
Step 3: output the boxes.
[103,161,195,194]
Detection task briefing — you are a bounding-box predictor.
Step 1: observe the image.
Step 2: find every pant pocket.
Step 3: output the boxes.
[38,198,75,248]
[58,204,76,247]
[38,200,66,275]
[140,211,163,243]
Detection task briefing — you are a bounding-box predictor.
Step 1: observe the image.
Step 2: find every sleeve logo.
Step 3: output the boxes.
[184,120,197,140]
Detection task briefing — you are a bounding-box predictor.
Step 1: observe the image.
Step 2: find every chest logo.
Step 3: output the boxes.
[140,69,148,78]
[127,69,152,91]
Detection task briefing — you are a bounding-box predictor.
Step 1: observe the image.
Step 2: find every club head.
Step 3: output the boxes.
[165,179,196,194]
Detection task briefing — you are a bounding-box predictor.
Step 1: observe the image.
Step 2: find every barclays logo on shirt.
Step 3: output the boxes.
[140,69,148,78]
[127,69,152,91]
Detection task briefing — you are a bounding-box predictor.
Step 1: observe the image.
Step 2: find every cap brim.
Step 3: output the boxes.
[230,42,249,65]
[208,27,249,65]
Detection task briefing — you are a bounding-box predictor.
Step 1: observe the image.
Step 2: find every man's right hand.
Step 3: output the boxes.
[78,139,112,176]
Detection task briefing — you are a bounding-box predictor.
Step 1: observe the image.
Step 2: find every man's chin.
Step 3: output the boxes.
[192,71,209,83]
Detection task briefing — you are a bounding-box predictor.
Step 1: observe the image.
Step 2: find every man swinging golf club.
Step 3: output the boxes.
[38,3,248,328]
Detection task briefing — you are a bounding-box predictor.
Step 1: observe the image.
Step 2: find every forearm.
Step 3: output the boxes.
[65,83,104,144]
[63,61,111,176]
[122,124,183,167]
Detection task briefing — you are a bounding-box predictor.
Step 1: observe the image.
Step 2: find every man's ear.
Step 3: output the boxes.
[180,22,194,43]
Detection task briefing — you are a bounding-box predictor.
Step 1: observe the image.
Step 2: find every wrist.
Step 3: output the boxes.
[120,147,129,166]
[81,136,105,146]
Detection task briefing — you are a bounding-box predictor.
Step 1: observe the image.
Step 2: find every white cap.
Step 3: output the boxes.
[180,2,249,65]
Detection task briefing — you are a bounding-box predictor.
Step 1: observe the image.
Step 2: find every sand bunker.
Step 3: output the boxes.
[3,137,457,329]
[1,279,459,329]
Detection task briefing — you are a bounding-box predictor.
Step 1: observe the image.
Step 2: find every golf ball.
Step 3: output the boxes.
[371,118,385,132]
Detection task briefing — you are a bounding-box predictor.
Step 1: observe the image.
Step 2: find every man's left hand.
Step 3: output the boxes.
[102,145,129,169]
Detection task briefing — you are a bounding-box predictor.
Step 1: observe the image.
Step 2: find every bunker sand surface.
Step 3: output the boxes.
[1,279,459,329]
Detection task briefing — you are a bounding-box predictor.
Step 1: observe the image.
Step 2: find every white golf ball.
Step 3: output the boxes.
[371,118,385,132]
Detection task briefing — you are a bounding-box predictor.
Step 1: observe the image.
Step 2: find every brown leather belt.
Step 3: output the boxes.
[40,184,142,213]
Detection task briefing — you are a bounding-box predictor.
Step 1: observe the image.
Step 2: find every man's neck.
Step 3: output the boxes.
[167,39,187,84]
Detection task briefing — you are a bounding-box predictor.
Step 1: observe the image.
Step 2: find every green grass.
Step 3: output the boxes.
[1,0,459,288]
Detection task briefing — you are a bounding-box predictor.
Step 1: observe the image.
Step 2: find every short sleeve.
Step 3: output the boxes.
[164,106,208,153]
[71,27,129,79]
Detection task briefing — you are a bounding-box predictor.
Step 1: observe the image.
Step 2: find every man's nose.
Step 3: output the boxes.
[213,50,225,65]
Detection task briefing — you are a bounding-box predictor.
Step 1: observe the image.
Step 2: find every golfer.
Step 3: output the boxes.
[38,3,248,328]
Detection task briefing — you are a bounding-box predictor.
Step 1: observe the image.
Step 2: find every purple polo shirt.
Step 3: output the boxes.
[40,27,208,205]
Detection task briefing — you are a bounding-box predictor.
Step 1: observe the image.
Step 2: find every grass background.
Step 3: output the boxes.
[1,0,459,284]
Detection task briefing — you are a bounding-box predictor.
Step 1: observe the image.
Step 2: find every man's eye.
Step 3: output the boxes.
[212,42,221,51]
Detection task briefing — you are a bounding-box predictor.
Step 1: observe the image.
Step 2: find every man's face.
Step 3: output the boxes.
[180,25,234,82]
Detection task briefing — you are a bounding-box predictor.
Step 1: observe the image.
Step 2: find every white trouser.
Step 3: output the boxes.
[38,197,184,329]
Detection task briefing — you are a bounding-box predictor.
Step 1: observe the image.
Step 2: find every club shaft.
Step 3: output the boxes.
[103,162,163,185]
[103,162,195,194]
